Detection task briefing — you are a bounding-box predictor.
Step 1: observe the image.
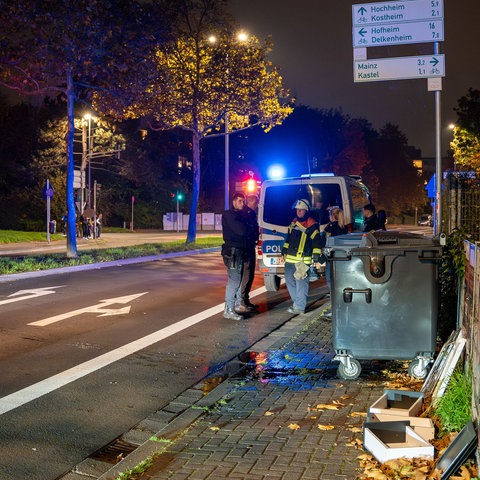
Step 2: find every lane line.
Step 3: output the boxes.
[0,286,267,415]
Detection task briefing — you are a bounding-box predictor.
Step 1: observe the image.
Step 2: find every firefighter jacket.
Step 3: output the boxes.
[281,216,322,265]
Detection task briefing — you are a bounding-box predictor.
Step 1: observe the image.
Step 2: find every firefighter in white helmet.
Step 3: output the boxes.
[281,198,324,314]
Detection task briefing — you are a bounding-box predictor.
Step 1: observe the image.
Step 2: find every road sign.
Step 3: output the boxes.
[42,183,55,199]
[354,54,445,83]
[352,0,443,26]
[353,19,443,47]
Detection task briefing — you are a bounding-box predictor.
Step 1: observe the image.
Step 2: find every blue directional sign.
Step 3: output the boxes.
[42,183,54,200]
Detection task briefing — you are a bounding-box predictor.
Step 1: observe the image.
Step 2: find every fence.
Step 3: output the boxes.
[461,241,480,442]
[444,172,480,459]
[444,172,480,241]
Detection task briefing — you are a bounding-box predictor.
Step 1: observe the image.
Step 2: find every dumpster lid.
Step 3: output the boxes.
[325,230,440,250]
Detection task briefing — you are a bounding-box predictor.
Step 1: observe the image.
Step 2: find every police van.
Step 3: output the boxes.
[257,173,371,291]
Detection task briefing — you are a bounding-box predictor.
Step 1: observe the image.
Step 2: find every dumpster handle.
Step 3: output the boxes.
[343,288,372,303]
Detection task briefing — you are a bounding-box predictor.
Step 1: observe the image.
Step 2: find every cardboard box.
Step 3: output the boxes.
[367,413,435,441]
[368,389,424,418]
[363,421,434,463]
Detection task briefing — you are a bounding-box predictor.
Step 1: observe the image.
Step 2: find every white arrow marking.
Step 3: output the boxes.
[28,292,148,327]
[0,286,65,306]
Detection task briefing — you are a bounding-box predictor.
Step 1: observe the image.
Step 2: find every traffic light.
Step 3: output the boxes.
[176,192,184,201]
[246,178,257,193]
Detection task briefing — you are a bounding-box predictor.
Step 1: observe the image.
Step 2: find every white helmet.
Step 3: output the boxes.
[293,199,310,211]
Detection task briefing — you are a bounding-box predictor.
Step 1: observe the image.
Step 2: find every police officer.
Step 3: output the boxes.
[221,193,248,320]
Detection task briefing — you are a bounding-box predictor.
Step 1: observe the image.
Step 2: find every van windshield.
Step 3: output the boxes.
[263,183,343,227]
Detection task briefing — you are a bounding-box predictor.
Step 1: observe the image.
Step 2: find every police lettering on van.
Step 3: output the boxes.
[257,174,371,291]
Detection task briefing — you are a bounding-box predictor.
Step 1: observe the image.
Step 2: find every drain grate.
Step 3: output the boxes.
[89,437,138,464]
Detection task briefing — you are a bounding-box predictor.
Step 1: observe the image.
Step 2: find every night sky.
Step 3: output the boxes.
[228,0,480,157]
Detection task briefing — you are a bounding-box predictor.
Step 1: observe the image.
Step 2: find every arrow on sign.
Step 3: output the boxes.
[358,6,367,15]
[430,57,440,67]
[0,286,65,306]
[28,292,148,327]
[358,27,367,37]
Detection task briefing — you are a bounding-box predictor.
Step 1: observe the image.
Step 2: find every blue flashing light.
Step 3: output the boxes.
[267,164,286,180]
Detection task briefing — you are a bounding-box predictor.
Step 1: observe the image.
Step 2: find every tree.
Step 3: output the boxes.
[95,0,293,243]
[455,88,480,135]
[0,0,165,256]
[451,89,480,173]
[368,123,425,216]
[450,126,480,173]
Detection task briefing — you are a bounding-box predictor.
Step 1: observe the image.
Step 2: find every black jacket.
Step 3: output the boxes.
[363,214,381,232]
[222,209,247,250]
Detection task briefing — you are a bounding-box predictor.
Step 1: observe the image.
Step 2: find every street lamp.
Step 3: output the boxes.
[208,31,249,210]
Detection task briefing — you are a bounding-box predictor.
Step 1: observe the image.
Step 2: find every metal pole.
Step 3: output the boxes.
[176,195,180,232]
[81,124,86,214]
[224,111,229,211]
[87,116,92,209]
[434,41,442,235]
[46,178,51,244]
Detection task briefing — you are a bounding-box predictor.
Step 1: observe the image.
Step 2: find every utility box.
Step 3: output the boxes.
[325,231,442,380]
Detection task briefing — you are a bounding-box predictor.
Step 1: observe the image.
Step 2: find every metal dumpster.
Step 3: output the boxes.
[325,231,442,380]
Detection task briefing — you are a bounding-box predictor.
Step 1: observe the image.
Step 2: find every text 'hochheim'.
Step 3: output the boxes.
[369,3,405,23]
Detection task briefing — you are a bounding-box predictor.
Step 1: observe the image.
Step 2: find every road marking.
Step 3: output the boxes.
[0,286,65,306]
[28,292,149,326]
[0,286,268,415]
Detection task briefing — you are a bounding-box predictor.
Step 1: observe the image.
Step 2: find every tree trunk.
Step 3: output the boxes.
[186,130,200,244]
[65,69,78,258]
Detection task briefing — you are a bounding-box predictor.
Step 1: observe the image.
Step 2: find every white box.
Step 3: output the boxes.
[367,413,435,441]
[363,421,434,463]
[368,389,424,417]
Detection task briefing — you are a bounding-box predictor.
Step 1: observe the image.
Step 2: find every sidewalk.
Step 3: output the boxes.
[62,301,397,480]
[0,231,221,257]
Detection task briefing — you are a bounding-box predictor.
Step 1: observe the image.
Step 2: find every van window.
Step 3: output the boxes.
[349,183,370,229]
[263,183,343,227]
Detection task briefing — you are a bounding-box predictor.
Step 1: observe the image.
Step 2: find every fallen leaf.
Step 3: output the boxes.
[317,424,335,430]
[315,403,340,410]
[347,426,362,433]
[288,423,301,430]
[349,411,367,418]
[209,426,220,431]
[332,399,345,407]
[264,411,274,416]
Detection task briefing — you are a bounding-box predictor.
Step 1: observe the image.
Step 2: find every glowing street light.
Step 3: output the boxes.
[208,31,250,210]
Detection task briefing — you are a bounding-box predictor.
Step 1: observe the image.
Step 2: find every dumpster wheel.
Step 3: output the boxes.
[337,358,361,380]
[408,358,430,380]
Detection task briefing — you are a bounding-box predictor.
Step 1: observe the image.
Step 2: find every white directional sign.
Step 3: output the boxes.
[353,20,443,47]
[354,54,445,83]
[352,0,443,26]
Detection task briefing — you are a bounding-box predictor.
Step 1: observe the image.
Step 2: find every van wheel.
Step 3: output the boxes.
[264,274,281,291]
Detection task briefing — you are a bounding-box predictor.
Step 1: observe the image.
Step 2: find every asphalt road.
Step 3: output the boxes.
[0,250,326,480]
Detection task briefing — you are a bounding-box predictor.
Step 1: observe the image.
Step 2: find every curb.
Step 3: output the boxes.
[57,301,331,480]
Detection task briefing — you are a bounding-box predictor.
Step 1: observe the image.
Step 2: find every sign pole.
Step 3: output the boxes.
[434,41,442,235]
[131,195,134,232]
[46,178,51,244]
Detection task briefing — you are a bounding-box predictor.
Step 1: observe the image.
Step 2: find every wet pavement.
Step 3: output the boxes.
[59,300,403,480]
[1,232,416,479]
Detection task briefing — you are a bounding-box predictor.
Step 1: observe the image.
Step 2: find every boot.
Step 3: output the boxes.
[223,306,243,321]
[235,302,254,314]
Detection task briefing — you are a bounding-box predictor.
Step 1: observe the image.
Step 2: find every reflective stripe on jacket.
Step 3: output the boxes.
[282,217,322,264]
